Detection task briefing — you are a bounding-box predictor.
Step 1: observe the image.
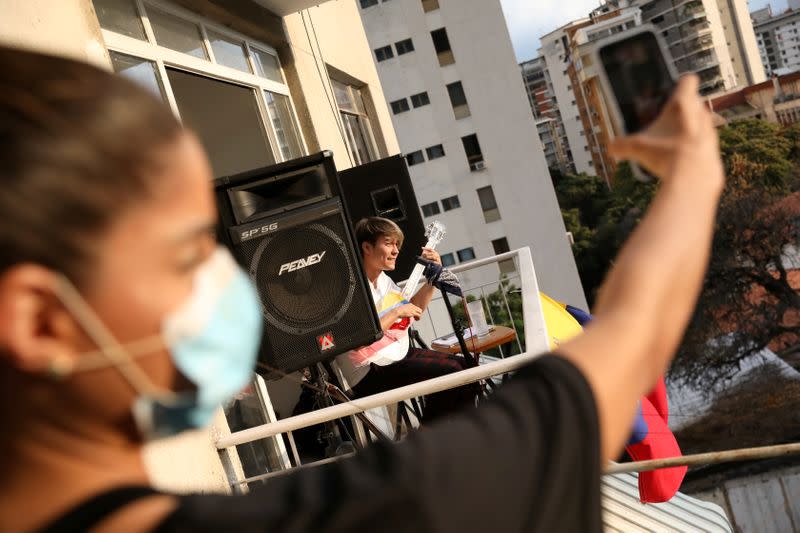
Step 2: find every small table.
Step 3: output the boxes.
[431,325,517,355]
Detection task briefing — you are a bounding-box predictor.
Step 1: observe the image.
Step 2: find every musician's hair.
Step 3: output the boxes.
[355,217,404,250]
[0,46,183,288]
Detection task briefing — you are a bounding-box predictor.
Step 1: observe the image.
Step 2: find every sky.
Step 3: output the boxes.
[499,0,788,63]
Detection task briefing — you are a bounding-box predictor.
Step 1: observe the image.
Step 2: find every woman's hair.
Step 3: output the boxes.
[354,217,404,250]
[0,46,183,286]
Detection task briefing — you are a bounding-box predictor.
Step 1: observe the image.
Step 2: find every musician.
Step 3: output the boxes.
[335,217,479,421]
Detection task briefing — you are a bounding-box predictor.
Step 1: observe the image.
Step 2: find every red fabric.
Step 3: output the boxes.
[646,377,669,424]
[625,395,687,503]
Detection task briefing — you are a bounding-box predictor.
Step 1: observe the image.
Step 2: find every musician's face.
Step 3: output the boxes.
[363,235,400,272]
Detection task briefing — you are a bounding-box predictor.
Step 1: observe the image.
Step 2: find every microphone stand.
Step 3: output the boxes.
[415,257,477,368]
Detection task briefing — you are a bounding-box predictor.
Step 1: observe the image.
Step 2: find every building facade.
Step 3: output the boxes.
[1,0,405,494]
[539,20,598,177]
[752,6,800,78]
[711,70,800,126]
[520,56,575,175]
[357,0,587,307]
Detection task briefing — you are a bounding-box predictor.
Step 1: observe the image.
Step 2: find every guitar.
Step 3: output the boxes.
[353,221,446,366]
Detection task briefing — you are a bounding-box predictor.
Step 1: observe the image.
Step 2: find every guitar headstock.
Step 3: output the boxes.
[424,221,447,248]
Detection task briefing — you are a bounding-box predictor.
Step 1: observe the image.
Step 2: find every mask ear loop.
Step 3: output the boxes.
[54,275,165,397]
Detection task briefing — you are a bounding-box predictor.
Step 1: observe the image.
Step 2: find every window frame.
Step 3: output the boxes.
[394,38,415,55]
[457,247,476,263]
[96,0,306,165]
[420,201,441,217]
[441,195,461,211]
[410,91,431,108]
[405,150,425,166]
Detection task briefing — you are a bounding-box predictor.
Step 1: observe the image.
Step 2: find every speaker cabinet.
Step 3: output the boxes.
[337,155,427,283]
[215,154,381,377]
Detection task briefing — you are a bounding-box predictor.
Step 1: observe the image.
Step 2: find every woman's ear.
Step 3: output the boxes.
[0,264,85,375]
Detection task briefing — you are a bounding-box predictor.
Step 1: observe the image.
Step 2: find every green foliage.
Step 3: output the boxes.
[451,278,524,358]
[554,117,800,384]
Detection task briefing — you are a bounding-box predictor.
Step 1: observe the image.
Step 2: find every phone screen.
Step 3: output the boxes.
[599,32,674,134]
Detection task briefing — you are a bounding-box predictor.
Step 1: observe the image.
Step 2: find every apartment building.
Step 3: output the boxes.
[539,20,597,177]
[752,6,800,77]
[520,57,575,175]
[711,71,800,126]
[357,0,587,307]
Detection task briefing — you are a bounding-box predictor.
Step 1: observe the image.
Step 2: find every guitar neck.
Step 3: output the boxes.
[401,236,438,300]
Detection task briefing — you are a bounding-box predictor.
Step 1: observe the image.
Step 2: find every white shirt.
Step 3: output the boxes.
[335,272,402,388]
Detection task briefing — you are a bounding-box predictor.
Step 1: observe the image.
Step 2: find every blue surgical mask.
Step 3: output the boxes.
[56,248,263,440]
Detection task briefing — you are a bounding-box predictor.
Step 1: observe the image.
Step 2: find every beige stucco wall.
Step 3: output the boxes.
[0,0,109,67]
[283,1,400,171]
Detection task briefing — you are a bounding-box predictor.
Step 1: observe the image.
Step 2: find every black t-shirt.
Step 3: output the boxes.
[45,355,602,533]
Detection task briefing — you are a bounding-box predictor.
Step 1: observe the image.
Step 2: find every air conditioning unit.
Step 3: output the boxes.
[471,161,486,171]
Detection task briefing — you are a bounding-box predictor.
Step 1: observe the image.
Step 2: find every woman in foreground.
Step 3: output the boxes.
[0,46,723,532]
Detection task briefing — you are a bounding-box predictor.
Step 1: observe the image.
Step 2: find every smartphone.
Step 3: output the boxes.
[593,25,678,181]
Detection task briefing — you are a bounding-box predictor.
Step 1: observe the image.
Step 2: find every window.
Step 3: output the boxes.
[422,0,440,12]
[109,51,165,100]
[446,81,470,119]
[491,237,515,274]
[441,253,456,267]
[441,195,461,211]
[410,91,430,108]
[263,91,304,161]
[431,28,455,66]
[374,45,394,62]
[461,134,485,171]
[395,38,415,55]
[98,0,304,178]
[406,150,425,166]
[333,79,378,166]
[477,185,501,222]
[207,30,251,73]
[457,248,476,262]
[93,0,146,40]
[148,6,208,59]
[360,0,379,7]
[421,201,441,217]
[426,144,446,160]
[390,98,411,114]
[251,47,283,82]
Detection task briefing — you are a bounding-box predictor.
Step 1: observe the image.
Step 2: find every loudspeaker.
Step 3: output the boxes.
[337,155,427,283]
[215,153,382,377]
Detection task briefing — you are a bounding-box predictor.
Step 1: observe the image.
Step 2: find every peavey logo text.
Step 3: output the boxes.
[241,222,279,241]
[279,251,326,276]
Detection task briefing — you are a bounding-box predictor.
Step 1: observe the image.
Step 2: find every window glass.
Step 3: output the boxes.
[457,248,476,262]
[148,7,208,59]
[93,0,146,40]
[360,0,379,7]
[421,202,441,217]
[426,144,445,160]
[406,150,425,166]
[391,98,410,114]
[410,92,430,108]
[208,30,251,73]
[441,253,456,267]
[395,38,415,55]
[251,47,283,82]
[110,51,166,100]
[264,91,304,161]
[167,68,274,177]
[375,45,394,62]
[441,195,460,211]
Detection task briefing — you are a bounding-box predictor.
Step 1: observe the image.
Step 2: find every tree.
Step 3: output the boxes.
[556,119,800,385]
